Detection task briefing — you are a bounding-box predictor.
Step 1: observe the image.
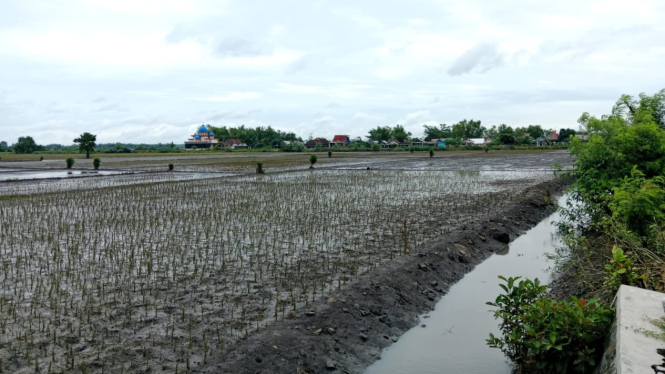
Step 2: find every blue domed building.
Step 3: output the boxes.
[185,124,220,149]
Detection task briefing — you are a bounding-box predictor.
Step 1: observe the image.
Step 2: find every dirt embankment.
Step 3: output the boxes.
[197,178,569,374]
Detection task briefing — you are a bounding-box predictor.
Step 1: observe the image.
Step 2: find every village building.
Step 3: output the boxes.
[185,124,220,149]
[304,138,330,148]
[225,139,248,149]
[331,135,351,147]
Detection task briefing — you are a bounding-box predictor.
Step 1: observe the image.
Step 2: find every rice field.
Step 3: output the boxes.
[0,153,565,373]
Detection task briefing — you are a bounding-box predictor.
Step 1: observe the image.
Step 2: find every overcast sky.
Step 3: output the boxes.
[1,0,664,145]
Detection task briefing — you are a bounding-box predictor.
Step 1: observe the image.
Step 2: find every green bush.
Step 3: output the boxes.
[256,161,264,174]
[93,157,100,170]
[328,151,332,158]
[309,154,317,168]
[168,163,174,171]
[429,149,434,158]
[66,158,74,169]
[487,276,613,374]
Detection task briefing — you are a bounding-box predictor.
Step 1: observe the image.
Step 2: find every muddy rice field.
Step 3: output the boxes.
[0,151,572,373]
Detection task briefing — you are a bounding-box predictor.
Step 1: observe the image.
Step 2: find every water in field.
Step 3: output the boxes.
[0,170,124,181]
[364,194,567,374]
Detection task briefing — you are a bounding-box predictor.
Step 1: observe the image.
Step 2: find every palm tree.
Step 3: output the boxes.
[74,132,97,159]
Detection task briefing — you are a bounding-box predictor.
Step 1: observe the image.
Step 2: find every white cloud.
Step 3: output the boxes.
[1,0,664,144]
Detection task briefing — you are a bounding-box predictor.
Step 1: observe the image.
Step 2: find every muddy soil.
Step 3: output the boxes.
[197,178,569,374]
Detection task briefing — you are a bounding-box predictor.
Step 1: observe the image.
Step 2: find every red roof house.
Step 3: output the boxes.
[331,135,351,146]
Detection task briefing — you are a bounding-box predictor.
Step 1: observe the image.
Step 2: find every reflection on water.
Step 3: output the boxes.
[0,170,124,181]
[364,195,567,374]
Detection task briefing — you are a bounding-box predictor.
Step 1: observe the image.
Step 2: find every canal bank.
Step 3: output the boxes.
[364,194,568,374]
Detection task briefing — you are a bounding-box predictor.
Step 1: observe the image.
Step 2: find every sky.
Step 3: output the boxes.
[1,0,664,145]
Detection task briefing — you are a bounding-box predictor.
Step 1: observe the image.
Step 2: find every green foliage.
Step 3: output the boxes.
[328,151,332,158]
[604,246,646,291]
[367,126,393,142]
[208,125,300,148]
[371,143,380,151]
[392,125,412,142]
[93,158,100,170]
[571,92,665,207]
[255,161,264,174]
[65,158,75,169]
[487,276,613,374]
[429,149,434,158]
[452,119,484,138]
[13,136,42,154]
[609,167,665,236]
[168,163,174,171]
[309,154,318,167]
[423,124,452,140]
[558,128,576,142]
[73,132,97,159]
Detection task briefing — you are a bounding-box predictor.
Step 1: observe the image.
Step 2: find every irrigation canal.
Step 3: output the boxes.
[364,194,567,374]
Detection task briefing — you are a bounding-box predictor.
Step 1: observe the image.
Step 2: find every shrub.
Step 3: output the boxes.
[410,147,414,153]
[66,158,74,169]
[429,149,434,158]
[93,158,101,170]
[40,156,44,161]
[168,163,174,171]
[256,161,264,174]
[487,276,613,374]
[604,246,646,291]
[309,154,318,168]
[371,143,380,151]
[328,151,332,158]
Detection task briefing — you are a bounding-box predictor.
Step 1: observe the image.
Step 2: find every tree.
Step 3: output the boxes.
[13,136,40,154]
[496,124,515,144]
[558,128,577,142]
[451,119,484,138]
[392,125,412,142]
[526,125,545,139]
[423,124,452,140]
[74,132,97,159]
[367,126,392,142]
[613,89,665,129]
[0,141,7,151]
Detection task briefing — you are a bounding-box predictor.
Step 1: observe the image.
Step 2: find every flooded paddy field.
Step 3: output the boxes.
[0,151,571,373]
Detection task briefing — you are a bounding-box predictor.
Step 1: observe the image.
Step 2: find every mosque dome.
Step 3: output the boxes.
[209,132,214,136]
[198,125,209,133]
[195,135,201,140]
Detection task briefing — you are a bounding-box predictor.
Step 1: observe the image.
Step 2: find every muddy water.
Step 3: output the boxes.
[365,194,567,374]
[0,170,124,181]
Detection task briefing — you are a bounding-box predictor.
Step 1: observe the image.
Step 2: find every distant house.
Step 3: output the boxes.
[411,138,425,147]
[435,140,445,148]
[331,135,351,147]
[536,137,547,146]
[304,138,330,149]
[545,132,559,141]
[225,139,248,149]
[380,140,389,148]
[388,140,401,148]
[399,140,412,147]
[575,134,589,141]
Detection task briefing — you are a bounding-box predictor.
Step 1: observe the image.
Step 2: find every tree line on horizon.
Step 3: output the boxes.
[1,120,580,155]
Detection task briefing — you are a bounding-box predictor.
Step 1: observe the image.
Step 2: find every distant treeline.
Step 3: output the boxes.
[207,125,302,148]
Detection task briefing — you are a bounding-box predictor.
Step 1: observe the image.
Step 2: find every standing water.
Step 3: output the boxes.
[365,194,567,374]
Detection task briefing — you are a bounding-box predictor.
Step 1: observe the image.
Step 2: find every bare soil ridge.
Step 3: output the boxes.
[198,178,569,374]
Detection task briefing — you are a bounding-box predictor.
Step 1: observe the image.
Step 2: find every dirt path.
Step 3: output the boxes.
[197,178,569,374]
